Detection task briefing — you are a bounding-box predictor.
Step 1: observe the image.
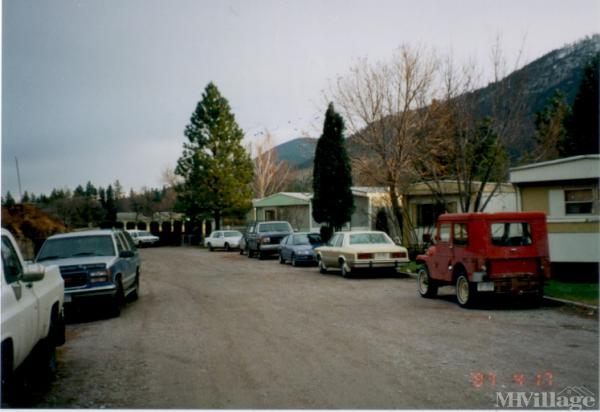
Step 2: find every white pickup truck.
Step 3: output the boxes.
[1,228,65,391]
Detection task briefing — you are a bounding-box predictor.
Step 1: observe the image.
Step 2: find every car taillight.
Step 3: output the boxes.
[357,253,374,260]
[391,252,407,258]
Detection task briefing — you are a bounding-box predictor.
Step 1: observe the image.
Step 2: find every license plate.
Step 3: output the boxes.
[64,294,72,303]
[477,282,494,292]
[375,253,388,259]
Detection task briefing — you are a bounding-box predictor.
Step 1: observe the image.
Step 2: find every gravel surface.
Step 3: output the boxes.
[13,246,598,409]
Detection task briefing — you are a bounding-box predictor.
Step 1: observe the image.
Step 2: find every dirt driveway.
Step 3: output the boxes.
[20,247,599,408]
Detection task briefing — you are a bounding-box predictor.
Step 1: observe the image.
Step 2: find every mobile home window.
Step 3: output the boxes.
[564,189,594,215]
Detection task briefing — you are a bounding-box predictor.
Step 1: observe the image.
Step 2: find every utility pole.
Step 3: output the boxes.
[15,157,23,201]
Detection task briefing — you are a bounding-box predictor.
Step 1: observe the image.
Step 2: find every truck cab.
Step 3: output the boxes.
[416,212,550,307]
[1,229,65,393]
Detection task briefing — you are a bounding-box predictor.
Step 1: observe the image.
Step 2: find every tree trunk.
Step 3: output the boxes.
[388,185,404,244]
[214,210,221,230]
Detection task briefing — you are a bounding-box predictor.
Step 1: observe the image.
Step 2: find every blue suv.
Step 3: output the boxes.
[36,229,140,317]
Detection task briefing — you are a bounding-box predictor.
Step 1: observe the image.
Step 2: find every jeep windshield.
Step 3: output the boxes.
[37,235,116,261]
[258,223,291,233]
[490,222,533,246]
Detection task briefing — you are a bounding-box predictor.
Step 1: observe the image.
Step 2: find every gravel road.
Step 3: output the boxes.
[18,247,599,409]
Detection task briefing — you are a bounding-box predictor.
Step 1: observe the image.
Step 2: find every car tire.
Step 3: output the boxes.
[318,259,328,274]
[258,251,266,260]
[279,254,285,264]
[109,279,124,317]
[417,266,438,298]
[291,254,297,267]
[207,243,213,251]
[129,273,140,301]
[456,274,476,308]
[225,242,230,251]
[239,246,245,255]
[340,261,351,278]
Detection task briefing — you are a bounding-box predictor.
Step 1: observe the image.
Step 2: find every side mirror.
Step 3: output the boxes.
[120,250,135,258]
[22,264,46,283]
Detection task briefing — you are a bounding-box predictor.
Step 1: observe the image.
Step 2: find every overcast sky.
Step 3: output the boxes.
[2,0,599,198]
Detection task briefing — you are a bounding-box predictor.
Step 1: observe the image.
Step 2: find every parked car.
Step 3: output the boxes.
[245,221,294,260]
[278,232,322,266]
[35,229,140,317]
[204,230,243,251]
[126,230,159,247]
[415,212,551,308]
[1,229,66,391]
[315,230,409,277]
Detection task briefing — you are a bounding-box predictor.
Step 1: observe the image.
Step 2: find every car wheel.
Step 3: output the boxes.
[279,254,285,264]
[456,274,476,308]
[318,259,328,274]
[129,273,140,301]
[417,266,438,298]
[258,251,266,260]
[291,254,298,267]
[109,279,124,317]
[239,245,245,255]
[207,243,213,251]
[225,242,230,251]
[340,261,351,278]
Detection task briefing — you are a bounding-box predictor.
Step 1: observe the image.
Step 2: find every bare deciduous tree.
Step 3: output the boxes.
[249,131,290,199]
[329,44,441,243]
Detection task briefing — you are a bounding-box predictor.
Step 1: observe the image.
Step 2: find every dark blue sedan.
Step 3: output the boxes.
[278,232,322,266]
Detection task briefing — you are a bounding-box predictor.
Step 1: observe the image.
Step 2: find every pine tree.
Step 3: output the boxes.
[312,103,354,237]
[175,82,253,229]
[561,53,600,156]
[530,90,570,162]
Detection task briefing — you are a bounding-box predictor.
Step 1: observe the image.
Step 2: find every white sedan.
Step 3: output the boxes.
[204,230,243,251]
[315,230,409,277]
[126,230,159,247]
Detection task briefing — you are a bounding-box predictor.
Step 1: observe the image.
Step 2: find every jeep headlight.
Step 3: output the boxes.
[90,268,112,283]
[262,237,270,244]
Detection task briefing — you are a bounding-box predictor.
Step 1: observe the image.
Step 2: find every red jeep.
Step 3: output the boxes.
[416,212,550,307]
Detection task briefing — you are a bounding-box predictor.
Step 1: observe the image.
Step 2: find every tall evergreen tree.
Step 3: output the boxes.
[312,103,354,237]
[175,82,253,229]
[561,53,600,156]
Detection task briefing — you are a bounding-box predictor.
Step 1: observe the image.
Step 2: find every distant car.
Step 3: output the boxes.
[315,230,409,277]
[1,229,65,391]
[245,221,294,260]
[126,230,159,247]
[36,229,140,317]
[204,230,243,251]
[278,232,322,266]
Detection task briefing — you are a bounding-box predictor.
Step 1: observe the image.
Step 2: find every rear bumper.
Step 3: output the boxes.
[475,275,543,295]
[352,260,410,271]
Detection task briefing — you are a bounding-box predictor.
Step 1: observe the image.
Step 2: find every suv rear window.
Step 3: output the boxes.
[490,222,533,246]
[258,223,291,232]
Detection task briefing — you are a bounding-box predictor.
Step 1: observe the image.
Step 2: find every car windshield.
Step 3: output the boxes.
[349,233,392,245]
[490,222,533,246]
[293,234,322,245]
[224,231,241,237]
[37,235,115,261]
[258,223,291,232]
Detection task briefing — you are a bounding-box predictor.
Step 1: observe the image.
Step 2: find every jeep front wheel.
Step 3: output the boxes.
[417,266,438,298]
